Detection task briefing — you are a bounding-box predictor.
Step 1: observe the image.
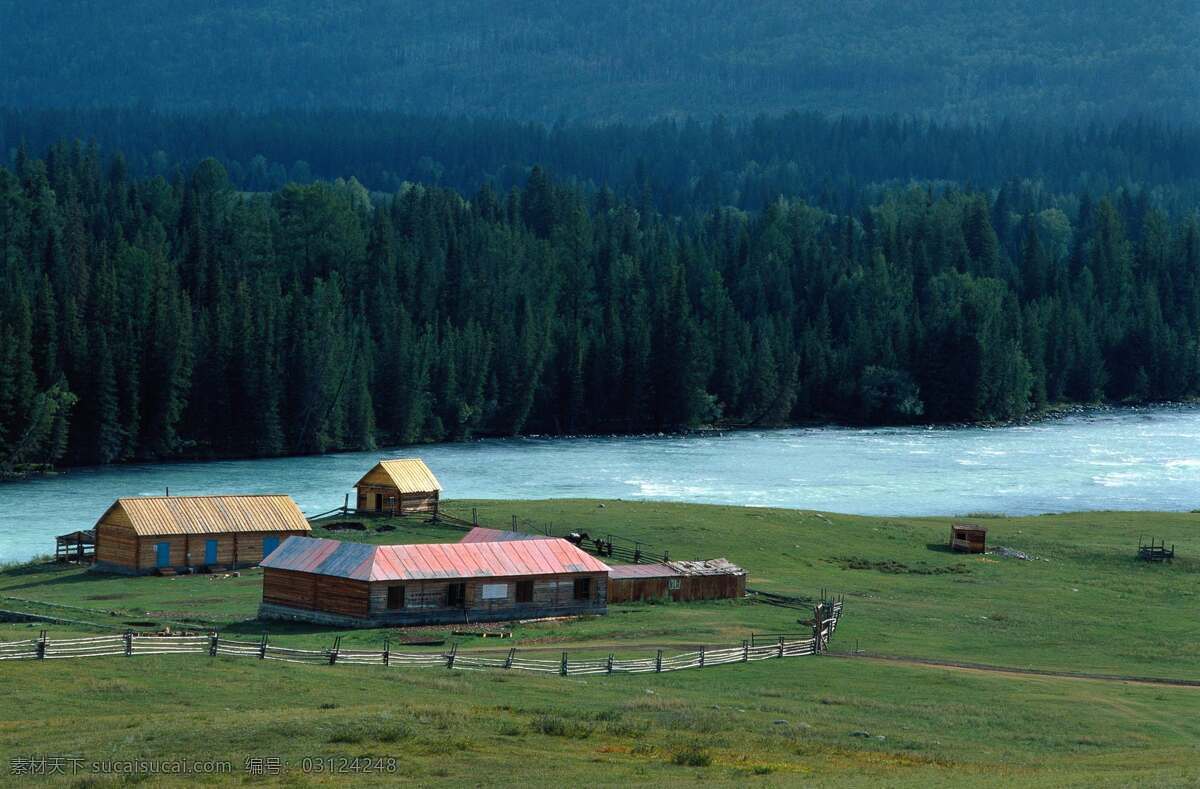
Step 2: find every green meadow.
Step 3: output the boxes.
[1,500,1198,786]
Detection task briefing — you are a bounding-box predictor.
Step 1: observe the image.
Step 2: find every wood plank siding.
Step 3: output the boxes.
[353,459,441,515]
[607,572,745,604]
[91,495,310,574]
[261,568,606,626]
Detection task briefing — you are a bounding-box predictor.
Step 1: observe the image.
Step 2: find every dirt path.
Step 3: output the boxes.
[827,651,1200,688]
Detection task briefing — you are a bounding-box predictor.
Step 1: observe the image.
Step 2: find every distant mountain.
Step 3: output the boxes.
[3,1,1198,122]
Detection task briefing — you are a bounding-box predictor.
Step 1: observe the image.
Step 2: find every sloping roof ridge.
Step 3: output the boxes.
[117,493,292,501]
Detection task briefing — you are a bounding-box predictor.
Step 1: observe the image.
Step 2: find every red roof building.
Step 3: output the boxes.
[259,536,609,626]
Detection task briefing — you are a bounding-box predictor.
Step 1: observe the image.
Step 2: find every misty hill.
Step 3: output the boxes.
[4,1,1198,123]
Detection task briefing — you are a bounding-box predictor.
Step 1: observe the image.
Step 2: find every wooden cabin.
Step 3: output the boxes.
[92,495,311,575]
[607,559,747,604]
[949,523,988,554]
[354,459,441,516]
[259,536,609,627]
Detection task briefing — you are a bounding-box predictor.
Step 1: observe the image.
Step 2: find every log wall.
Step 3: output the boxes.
[608,573,746,604]
[94,529,306,573]
[355,485,439,514]
[261,570,607,627]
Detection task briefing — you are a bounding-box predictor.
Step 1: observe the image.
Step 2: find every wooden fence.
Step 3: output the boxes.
[0,602,842,677]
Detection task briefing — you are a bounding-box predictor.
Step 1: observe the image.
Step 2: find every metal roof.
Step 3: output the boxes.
[607,563,679,580]
[97,495,311,537]
[459,527,542,543]
[609,558,746,579]
[261,536,610,582]
[355,459,442,493]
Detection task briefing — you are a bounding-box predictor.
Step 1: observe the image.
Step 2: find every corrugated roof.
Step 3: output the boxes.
[262,536,609,581]
[98,495,311,537]
[607,563,680,580]
[355,459,442,493]
[459,526,542,544]
[609,559,745,579]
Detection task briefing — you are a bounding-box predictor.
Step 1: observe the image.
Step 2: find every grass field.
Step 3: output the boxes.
[1,500,1198,786]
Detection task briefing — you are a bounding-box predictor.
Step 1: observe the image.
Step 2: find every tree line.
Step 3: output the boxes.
[2,143,1198,471]
[3,109,1198,216]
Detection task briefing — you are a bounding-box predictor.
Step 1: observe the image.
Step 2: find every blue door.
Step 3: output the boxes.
[262,537,280,559]
[155,542,170,568]
[204,539,218,565]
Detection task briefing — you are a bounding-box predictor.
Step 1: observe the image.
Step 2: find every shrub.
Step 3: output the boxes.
[531,715,592,738]
[670,745,712,767]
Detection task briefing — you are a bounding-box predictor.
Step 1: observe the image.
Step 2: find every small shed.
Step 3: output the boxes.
[55,530,95,563]
[93,495,311,575]
[950,523,988,553]
[355,459,441,515]
[607,558,747,604]
[259,536,609,627]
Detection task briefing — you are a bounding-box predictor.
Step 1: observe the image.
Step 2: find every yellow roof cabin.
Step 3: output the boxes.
[96,495,311,537]
[355,459,442,494]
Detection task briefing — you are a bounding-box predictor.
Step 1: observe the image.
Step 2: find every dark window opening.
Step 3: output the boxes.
[386,585,405,610]
[374,493,383,511]
[447,582,466,608]
[516,580,534,603]
[573,578,591,601]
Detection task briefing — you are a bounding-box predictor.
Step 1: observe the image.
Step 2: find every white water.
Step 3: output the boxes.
[3,405,1199,563]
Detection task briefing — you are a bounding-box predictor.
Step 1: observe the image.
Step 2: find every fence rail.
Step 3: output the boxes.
[0,602,841,677]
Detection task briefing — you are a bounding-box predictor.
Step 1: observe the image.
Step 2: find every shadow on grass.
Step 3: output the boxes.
[0,567,130,592]
[924,543,955,554]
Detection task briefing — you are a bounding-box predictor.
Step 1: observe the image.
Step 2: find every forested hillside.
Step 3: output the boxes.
[3,143,1198,470]
[3,110,1198,216]
[2,1,1197,123]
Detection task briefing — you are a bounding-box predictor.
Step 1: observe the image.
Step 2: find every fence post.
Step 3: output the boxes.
[814,604,826,654]
[505,647,515,669]
[655,649,663,672]
[124,629,133,657]
[383,638,390,667]
[328,636,341,665]
[36,630,46,660]
[699,646,705,668]
[633,548,641,564]
[607,653,614,674]
[560,651,568,677]
[446,642,457,669]
[777,636,785,659]
[259,632,268,660]
[209,632,219,657]
[742,639,749,662]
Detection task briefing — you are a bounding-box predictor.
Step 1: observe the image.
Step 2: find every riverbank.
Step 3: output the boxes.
[2,500,1197,786]
[10,400,1196,480]
[6,404,1200,564]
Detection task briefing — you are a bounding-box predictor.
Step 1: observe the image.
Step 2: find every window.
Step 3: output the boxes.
[573,578,591,601]
[386,585,405,610]
[667,578,681,591]
[481,583,508,600]
[447,582,466,608]
[516,580,534,603]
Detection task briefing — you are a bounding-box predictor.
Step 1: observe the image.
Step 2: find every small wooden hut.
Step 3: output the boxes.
[55,530,95,563]
[92,495,311,575]
[607,559,747,604]
[949,523,988,553]
[354,459,441,516]
[259,536,609,626]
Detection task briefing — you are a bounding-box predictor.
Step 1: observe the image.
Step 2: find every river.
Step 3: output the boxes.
[2,405,1199,563]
